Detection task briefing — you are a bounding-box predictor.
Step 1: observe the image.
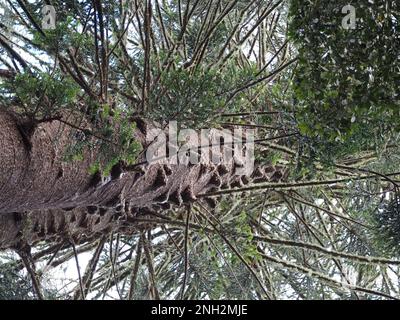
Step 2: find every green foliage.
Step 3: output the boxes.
[149,53,259,128]
[97,111,142,176]
[232,210,261,265]
[0,255,60,300]
[65,108,142,176]
[373,195,400,256]
[0,262,33,300]
[32,15,91,53]
[289,0,400,158]
[0,71,79,117]
[26,0,94,52]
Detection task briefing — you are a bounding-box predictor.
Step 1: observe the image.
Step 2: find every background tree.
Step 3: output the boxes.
[289,0,400,163]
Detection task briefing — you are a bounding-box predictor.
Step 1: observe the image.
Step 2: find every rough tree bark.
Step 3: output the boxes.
[0,110,284,250]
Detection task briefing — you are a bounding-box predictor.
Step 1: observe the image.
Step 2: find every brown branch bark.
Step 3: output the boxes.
[0,110,282,249]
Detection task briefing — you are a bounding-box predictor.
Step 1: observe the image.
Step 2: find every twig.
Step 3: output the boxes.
[180,207,191,300]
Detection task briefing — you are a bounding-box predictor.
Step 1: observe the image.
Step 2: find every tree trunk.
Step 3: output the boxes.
[0,110,284,250]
